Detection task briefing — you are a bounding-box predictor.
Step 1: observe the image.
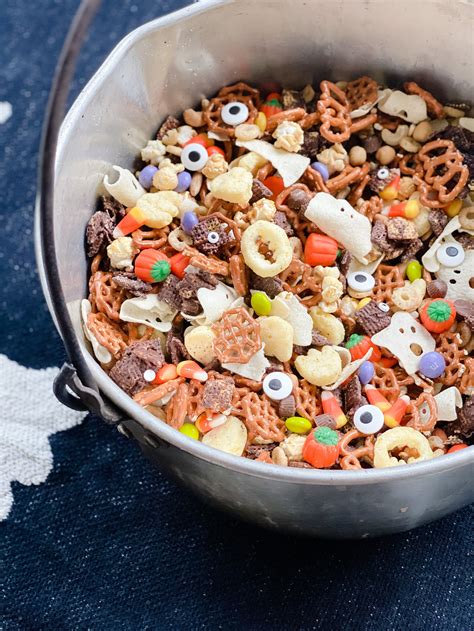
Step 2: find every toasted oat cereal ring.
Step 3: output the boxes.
[373,427,433,468]
[241,220,293,277]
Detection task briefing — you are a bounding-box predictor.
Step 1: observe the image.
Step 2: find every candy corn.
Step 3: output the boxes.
[321,391,348,429]
[177,360,208,382]
[143,363,178,385]
[388,199,420,219]
[379,175,400,201]
[113,206,147,238]
[383,395,410,428]
[195,412,227,434]
[364,384,391,412]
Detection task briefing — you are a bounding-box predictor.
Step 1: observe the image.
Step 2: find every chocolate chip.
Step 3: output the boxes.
[355,300,392,336]
[278,395,296,419]
[249,271,282,298]
[109,339,164,396]
[112,273,152,297]
[273,211,295,237]
[456,233,474,250]
[250,179,273,204]
[312,331,330,347]
[85,211,115,257]
[299,131,322,160]
[246,443,278,459]
[343,376,362,420]
[386,217,419,242]
[314,414,337,429]
[158,274,182,311]
[427,279,448,299]
[454,299,474,332]
[286,189,311,216]
[363,135,382,154]
[202,378,235,412]
[156,115,180,140]
[428,209,449,237]
[451,396,474,438]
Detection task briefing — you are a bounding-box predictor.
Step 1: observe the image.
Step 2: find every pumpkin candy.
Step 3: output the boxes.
[260,92,283,119]
[302,426,340,468]
[134,249,170,283]
[346,333,382,362]
[304,233,339,266]
[420,299,456,333]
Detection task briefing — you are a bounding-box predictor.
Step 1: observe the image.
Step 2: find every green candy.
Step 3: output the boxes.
[251,291,272,316]
[151,260,171,282]
[179,423,199,440]
[285,416,312,434]
[406,260,422,282]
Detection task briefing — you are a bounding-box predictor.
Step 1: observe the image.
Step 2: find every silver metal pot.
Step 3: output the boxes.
[36,0,474,538]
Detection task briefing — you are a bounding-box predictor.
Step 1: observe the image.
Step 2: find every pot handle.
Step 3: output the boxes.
[53,363,124,424]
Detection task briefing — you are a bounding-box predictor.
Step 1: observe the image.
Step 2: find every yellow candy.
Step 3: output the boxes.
[357,297,372,310]
[251,291,272,316]
[255,111,267,133]
[285,416,312,434]
[179,423,199,440]
[446,199,462,217]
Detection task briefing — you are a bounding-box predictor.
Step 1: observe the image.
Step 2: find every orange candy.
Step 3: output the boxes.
[303,426,340,468]
[304,233,339,266]
[145,363,178,385]
[207,145,225,157]
[321,391,348,429]
[184,133,214,148]
[176,360,208,382]
[169,252,191,279]
[263,175,285,201]
[447,444,468,454]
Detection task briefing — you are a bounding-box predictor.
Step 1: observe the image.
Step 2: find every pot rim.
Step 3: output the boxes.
[39,0,473,486]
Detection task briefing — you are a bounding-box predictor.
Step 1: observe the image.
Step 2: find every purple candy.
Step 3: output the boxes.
[182,211,199,234]
[418,351,446,379]
[175,170,192,193]
[358,360,375,385]
[311,161,329,182]
[138,165,158,189]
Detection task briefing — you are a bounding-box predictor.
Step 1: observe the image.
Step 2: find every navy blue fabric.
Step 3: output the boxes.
[0,2,472,629]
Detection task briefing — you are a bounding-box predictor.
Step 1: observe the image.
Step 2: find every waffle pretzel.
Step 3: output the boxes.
[279,257,322,300]
[373,265,405,305]
[403,81,444,119]
[435,332,467,387]
[459,357,474,396]
[240,391,285,443]
[339,429,375,469]
[345,76,378,111]
[370,363,401,404]
[87,312,128,358]
[89,271,126,321]
[203,82,260,137]
[317,80,352,143]
[294,379,321,421]
[212,307,262,364]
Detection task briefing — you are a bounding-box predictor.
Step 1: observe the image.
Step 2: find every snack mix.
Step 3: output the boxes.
[83,78,474,469]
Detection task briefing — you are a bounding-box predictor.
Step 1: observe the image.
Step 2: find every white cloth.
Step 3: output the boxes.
[0,354,86,520]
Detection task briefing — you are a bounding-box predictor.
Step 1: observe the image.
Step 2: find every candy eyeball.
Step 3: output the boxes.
[377,167,390,180]
[221,101,249,126]
[263,371,293,401]
[418,402,432,425]
[353,404,385,435]
[378,302,390,313]
[436,242,465,267]
[181,143,209,171]
[207,231,220,244]
[347,272,375,293]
